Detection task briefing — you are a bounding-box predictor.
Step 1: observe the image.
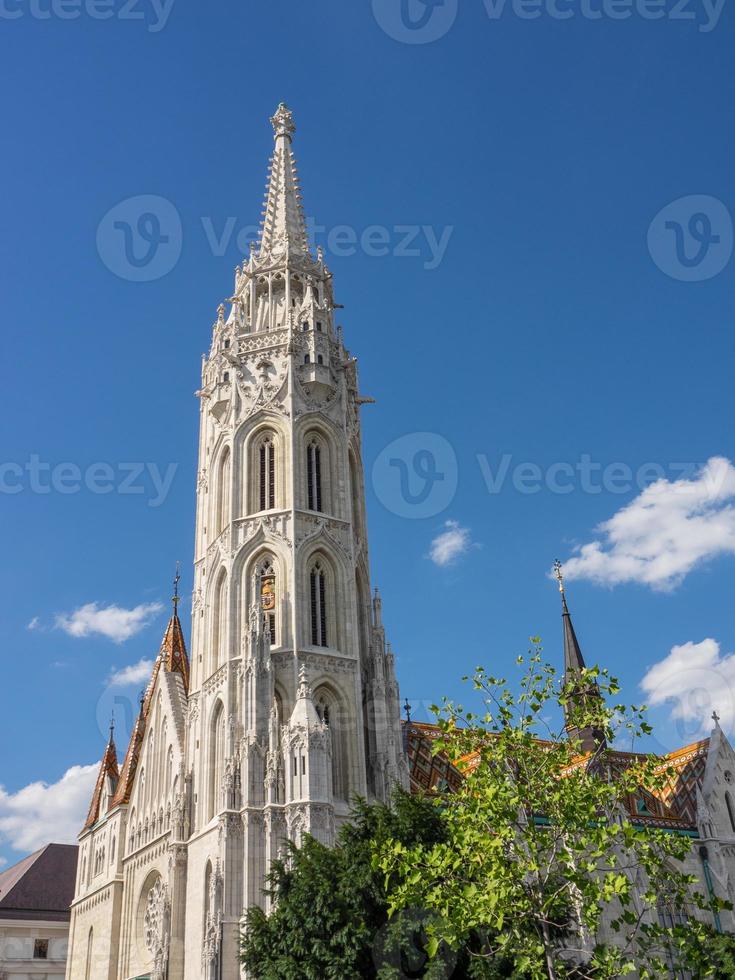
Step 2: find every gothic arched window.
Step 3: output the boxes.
[259,560,277,646]
[315,687,348,801]
[208,702,226,822]
[203,861,212,932]
[726,791,735,832]
[165,745,174,799]
[258,435,276,511]
[84,928,94,980]
[349,451,362,536]
[310,562,328,647]
[215,447,231,535]
[212,571,228,672]
[306,439,323,512]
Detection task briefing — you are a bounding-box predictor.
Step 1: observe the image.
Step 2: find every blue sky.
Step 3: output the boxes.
[1,0,734,867]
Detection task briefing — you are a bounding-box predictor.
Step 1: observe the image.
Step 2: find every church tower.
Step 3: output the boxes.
[65,104,407,980]
[183,102,408,976]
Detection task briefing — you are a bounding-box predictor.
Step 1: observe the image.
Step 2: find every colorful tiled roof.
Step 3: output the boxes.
[655,738,710,825]
[403,722,710,831]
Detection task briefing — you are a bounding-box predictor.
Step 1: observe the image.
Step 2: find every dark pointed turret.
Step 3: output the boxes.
[554,561,606,754]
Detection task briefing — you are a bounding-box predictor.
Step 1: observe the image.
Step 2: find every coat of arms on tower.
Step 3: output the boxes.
[261,573,276,612]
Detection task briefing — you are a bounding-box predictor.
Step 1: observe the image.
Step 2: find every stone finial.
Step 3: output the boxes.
[271,103,296,141]
[297,663,311,700]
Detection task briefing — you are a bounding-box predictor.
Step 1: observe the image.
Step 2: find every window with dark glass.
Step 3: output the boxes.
[310,563,327,646]
[306,440,322,512]
[259,437,275,510]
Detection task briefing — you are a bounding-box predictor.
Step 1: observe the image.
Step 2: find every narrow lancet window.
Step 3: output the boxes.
[310,562,328,647]
[306,440,322,512]
[259,436,276,510]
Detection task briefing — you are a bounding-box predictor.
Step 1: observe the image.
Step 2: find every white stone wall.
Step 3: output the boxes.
[0,919,70,980]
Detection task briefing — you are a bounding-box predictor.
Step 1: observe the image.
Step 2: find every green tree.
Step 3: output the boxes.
[241,790,508,979]
[376,644,727,980]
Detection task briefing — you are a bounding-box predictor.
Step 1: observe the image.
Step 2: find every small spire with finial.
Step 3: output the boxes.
[172,561,181,614]
[108,712,115,745]
[404,698,412,725]
[553,559,565,594]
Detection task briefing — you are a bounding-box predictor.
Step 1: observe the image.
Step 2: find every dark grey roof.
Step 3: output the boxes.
[562,593,587,676]
[0,843,77,921]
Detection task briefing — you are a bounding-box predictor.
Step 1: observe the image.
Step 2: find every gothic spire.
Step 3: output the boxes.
[554,560,587,678]
[258,103,311,261]
[110,580,190,809]
[83,724,119,830]
[553,561,605,754]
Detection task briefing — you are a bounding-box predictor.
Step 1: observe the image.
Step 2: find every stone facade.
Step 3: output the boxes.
[65,104,408,980]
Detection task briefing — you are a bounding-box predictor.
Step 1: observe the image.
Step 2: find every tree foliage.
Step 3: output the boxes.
[376,644,728,979]
[241,790,506,979]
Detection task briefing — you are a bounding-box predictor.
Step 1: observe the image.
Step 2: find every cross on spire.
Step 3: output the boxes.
[404,698,412,724]
[553,559,565,594]
[712,710,721,726]
[172,561,181,613]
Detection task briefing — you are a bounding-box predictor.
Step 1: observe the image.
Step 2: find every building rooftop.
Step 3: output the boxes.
[0,843,78,921]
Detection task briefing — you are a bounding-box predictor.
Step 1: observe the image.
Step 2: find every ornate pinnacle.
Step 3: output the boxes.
[297,663,311,700]
[271,103,295,141]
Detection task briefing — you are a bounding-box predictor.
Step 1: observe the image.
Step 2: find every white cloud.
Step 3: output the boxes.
[108,658,154,687]
[26,616,41,631]
[561,457,735,591]
[429,520,473,567]
[640,638,735,734]
[55,601,163,644]
[0,764,98,854]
